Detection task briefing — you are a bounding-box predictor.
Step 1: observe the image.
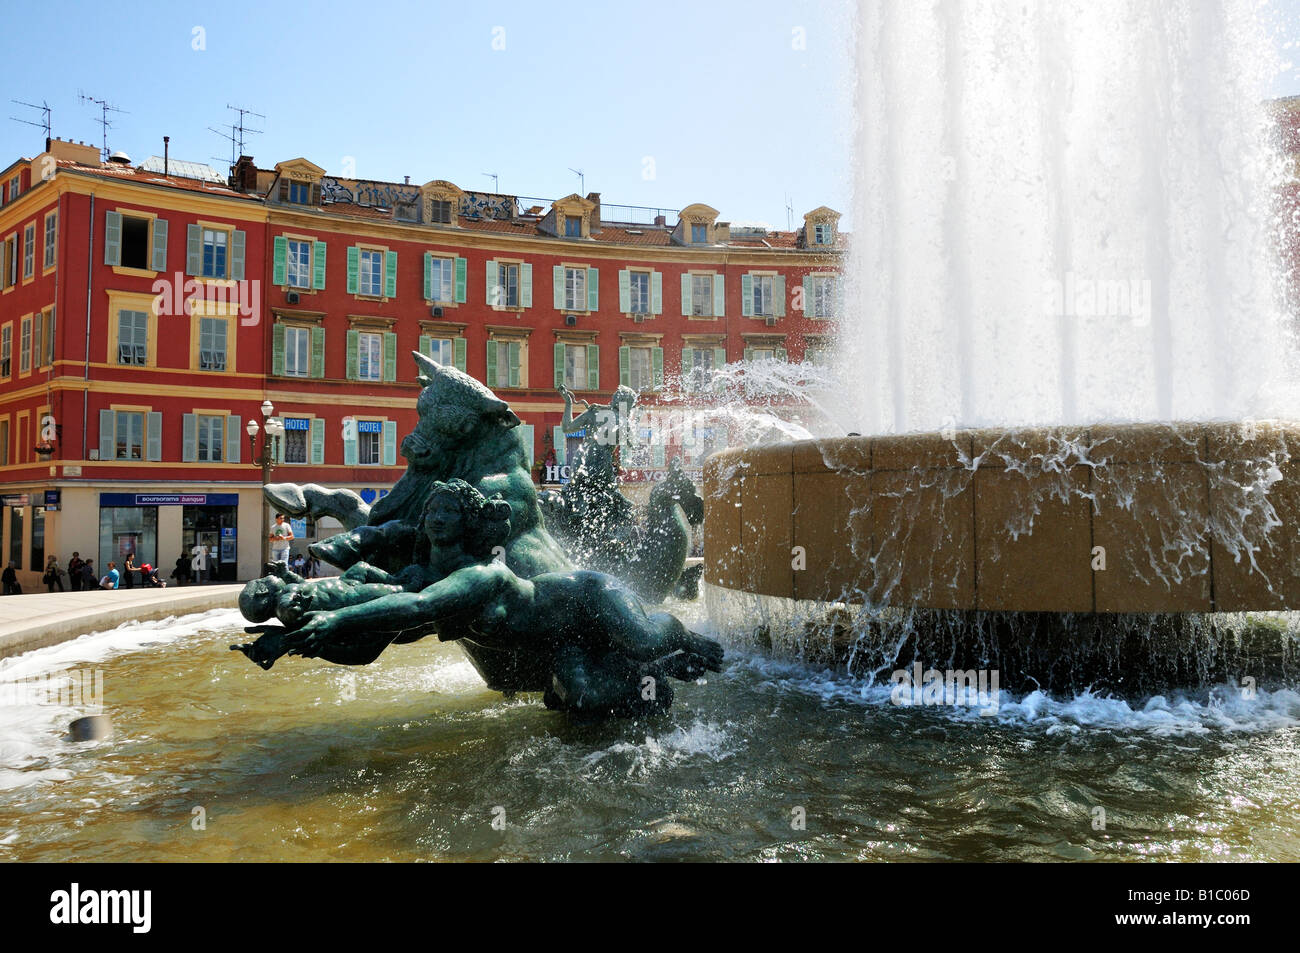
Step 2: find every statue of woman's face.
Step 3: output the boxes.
[423,495,465,546]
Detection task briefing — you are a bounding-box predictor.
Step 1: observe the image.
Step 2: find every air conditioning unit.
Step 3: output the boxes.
[286,291,300,305]
[633,315,645,324]
[432,306,444,318]
[764,316,778,327]
[565,314,578,327]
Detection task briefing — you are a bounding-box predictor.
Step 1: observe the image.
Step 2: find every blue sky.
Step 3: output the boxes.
[3,0,1298,230]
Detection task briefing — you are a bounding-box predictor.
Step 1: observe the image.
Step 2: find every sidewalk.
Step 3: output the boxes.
[0,584,244,660]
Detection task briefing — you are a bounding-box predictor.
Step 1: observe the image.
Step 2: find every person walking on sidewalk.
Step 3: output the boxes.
[268,514,295,566]
[2,562,19,595]
[43,556,65,593]
[80,559,97,590]
[67,552,84,592]
[122,553,137,590]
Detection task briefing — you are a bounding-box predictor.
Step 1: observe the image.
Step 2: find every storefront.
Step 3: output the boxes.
[98,492,240,583]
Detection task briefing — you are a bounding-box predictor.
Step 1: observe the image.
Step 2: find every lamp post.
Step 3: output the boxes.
[247,400,283,570]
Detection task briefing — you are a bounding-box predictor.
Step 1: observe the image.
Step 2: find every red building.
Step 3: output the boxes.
[0,138,843,586]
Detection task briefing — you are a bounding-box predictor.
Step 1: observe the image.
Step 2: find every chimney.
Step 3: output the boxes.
[404,175,410,185]
[653,214,666,227]
[232,155,258,192]
[586,191,601,227]
[163,136,170,176]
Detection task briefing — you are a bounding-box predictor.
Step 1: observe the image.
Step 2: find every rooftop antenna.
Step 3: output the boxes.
[9,99,52,142]
[209,104,264,168]
[785,193,794,232]
[568,167,585,195]
[77,91,126,160]
[483,172,499,192]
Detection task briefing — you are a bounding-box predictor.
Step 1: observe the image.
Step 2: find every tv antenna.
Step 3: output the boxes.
[77,91,126,160]
[209,103,264,167]
[785,193,794,232]
[9,99,52,141]
[483,172,499,192]
[568,167,585,194]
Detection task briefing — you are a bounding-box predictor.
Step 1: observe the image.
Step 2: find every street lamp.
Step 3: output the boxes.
[248,401,283,570]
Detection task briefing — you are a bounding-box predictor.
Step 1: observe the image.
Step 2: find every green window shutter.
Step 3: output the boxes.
[553,425,566,464]
[455,256,467,302]
[312,240,327,290]
[508,341,521,387]
[311,326,325,378]
[346,328,359,380]
[453,337,466,372]
[486,259,498,304]
[382,420,397,465]
[553,342,565,388]
[346,246,359,293]
[310,417,325,464]
[653,442,666,467]
[682,347,694,376]
[586,344,599,390]
[273,236,288,285]
[383,331,397,381]
[714,274,725,316]
[619,346,630,386]
[517,424,534,469]
[146,412,163,462]
[681,273,692,315]
[384,250,397,297]
[343,420,358,466]
[423,252,433,300]
[520,262,533,308]
[651,271,663,314]
[744,347,755,362]
[151,218,168,272]
[775,347,788,362]
[775,275,786,317]
[271,323,286,376]
[99,409,115,460]
[587,267,599,311]
[741,274,754,316]
[226,414,242,464]
[104,211,122,266]
[552,265,565,310]
[231,229,246,280]
[618,269,631,313]
[186,224,202,275]
[802,275,812,315]
[418,334,431,358]
[713,346,726,368]
[486,340,498,388]
[181,413,197,462]
[652,347,664,390]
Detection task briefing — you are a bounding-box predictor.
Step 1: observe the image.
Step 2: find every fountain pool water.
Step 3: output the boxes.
[3,608,1300,861]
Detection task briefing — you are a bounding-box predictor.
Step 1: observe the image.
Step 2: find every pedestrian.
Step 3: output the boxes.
[80,559,97,590]
[122,553,137,590]
[67,552,84,592]
[307,553,321,579]
[191,543,209,584]
[172,552,192,586]
[2,561,19,595]
[99,561,120,590]
[43,556,65,593]
[268,514,294,566]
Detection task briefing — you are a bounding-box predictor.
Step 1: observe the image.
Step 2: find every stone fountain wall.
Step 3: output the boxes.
[703,422,1300,614]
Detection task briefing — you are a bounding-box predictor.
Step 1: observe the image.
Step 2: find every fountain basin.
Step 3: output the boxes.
[703,421,1300,614]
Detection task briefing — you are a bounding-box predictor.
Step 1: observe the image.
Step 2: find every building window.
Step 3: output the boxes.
[748,346,777,361]
[564,267,587,311]
[202,227,229,278]
[288,181,311,205]
[1,326,10,377]
[199,317,228,371]
[284,417,310,463]
[23,224,34,278]
[10,506,23,570]
[357,331,383,380]
[429,199,452,224]
[691,223,707,244]
[429,257,455,303]
[427,337,454,366]
[40,308,54,366]
[0,419,7,465]
[813,223,832,245]
[564,216,582,237]
[691,274,714,317]
[284,326,310,377]
[286,239,312,288]
[196,414,224,462]
[3,234,15,287]
[683,346,719,392]
[118,310,148,365]
[44,213,55,269]
[751,275,776,316]
[627,346,654,391]
[19,317,30,373]
[31,317,41,370]
[8,176,20,202]
[562,343,588,390]
[808,276,836,318]
[628,271,650,314]
[493,262,520,308]
[805,346,828,365]
[114,410,145,460]
[357,420,382,464]
[359,249,383,296]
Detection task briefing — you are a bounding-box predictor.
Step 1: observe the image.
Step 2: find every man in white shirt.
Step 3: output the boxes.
[268,513,294,566]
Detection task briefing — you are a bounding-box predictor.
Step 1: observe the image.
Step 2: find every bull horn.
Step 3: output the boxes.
[412,350,444,384]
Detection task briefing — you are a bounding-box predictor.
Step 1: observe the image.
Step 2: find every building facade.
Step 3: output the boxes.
[0,138,843,587]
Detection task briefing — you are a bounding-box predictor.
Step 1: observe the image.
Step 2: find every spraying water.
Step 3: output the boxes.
[843,0,1300,434]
